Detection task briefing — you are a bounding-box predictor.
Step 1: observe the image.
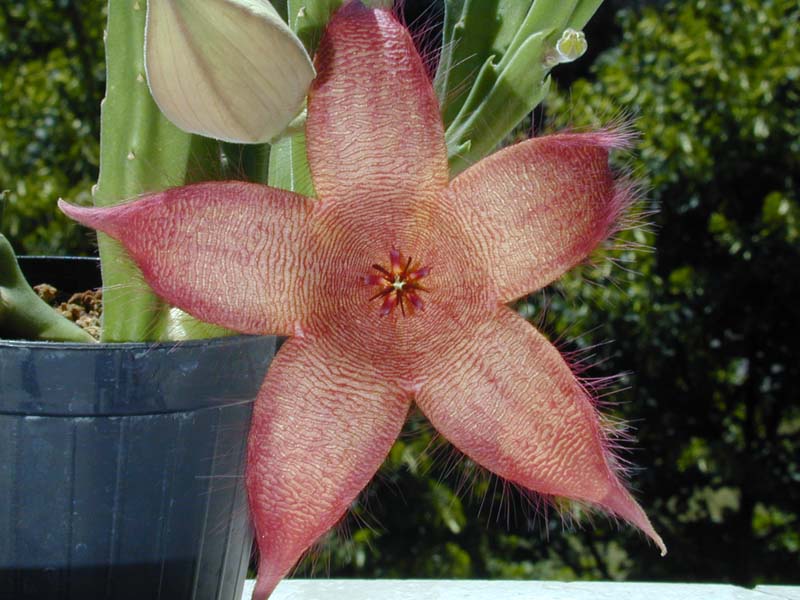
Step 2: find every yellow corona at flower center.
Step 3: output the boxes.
[363,250,430,317]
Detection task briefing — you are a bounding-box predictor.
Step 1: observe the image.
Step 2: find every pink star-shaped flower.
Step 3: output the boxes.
[62,3,664,597]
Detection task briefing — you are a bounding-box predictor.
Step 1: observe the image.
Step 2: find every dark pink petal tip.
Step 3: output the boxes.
[548,125,638,152]
[337,0,370,17]
[600,175,647,246]
[252,560,281,600]
[58,199,123,238]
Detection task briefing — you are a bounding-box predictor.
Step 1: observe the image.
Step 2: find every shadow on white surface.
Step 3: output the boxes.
[240,579,798,600]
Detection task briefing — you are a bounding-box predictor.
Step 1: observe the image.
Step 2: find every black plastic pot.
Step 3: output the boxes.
[0,258,275,599]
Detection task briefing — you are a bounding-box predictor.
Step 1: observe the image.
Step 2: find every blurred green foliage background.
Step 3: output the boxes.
[0,1,104,255]
[2,0,798,587]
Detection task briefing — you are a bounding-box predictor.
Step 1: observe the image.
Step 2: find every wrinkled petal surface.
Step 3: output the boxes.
[146,0,314,143]
[247,334,411,599]
[302,192,496,376]
[414,307,665,555]
[59,182,316,335]
[306,2,449,203]
[448,132,633,302]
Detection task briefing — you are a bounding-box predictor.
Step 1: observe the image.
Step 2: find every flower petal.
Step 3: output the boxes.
[145,0,314,143]
[414,307,665,554]
[448,131,633,302]
[247,335,411,599]
[306,2,449,203]
[58,182,316,335]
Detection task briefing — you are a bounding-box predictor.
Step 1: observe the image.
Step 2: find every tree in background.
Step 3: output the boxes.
[541,0,800,584]
[0,1,104,254]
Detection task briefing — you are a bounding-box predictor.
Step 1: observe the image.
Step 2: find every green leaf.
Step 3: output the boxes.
[435,0,534,127]
[445,31,550,174]
[289,0,344,54]
[436,0,603,174]
[566,0,604,30]
[268,133,316,197]
[0,234,95,342]
[428,480,466,535]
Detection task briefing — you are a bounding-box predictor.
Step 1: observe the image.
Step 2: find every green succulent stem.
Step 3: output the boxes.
[0,234,96,343]
[95,0,234,342]
[436,0,605,175]
[266,0,336,196]
[221,143,271,184]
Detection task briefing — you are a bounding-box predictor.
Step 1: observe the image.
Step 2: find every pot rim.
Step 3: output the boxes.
[0,333,275,416]
[0,333,263,351]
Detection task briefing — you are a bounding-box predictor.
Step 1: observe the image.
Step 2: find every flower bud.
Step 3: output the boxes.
[145,0,315,143]
[555,28,588,63]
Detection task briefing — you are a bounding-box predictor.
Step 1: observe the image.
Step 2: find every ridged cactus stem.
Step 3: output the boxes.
[95,0,228,342]
[266,0,337,196]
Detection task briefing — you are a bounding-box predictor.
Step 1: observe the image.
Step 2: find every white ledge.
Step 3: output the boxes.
[755,587,800,600]
[242,580,798,599]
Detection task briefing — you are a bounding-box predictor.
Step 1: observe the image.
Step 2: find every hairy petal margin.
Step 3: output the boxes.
[449,131,635,302]
[414,307,666,555]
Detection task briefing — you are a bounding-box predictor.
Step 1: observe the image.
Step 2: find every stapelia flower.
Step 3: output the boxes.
[61,2,665,597]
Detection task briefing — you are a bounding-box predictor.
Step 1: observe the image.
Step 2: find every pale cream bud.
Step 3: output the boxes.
[555,28,588,63]
[145,0,315,143]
